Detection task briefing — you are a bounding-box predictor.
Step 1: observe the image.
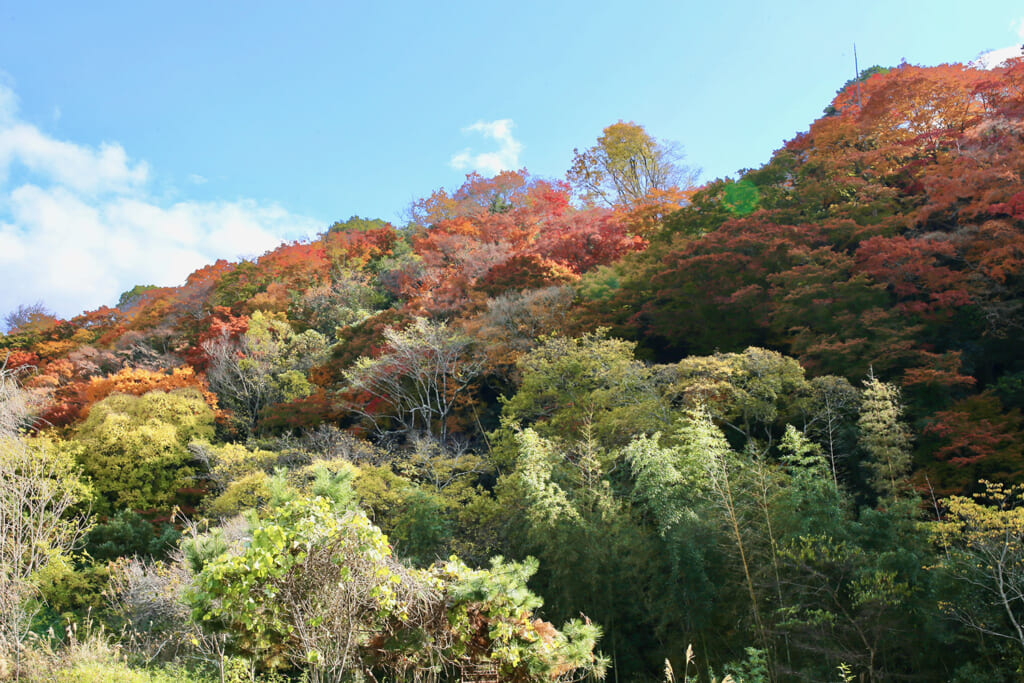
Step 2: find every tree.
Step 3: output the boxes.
[568,121,697,208]
[857,374,913,501]
[462,285,576,382]
[802,375,861,488]
[188,497,429,680]
[934,480,1024,664]
[68,388,215,515]
[204,311,328,435]
[343,317,482,443]
[505,427,658,677]
[3,301,57,335]
[0,367,87,669]
[676,407,773,668]
[670,347,812,456]
[498,331,669,449]
[187,490,607,682]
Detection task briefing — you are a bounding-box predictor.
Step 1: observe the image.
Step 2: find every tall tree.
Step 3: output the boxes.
[857,374,913,501]
[568,121,697,208]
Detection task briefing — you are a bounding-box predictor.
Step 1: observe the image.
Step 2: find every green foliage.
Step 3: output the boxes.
[211,260,267,309]
[24,629,214,683]
[353,444,491,566]
[84,509,181,562]
[202,470,271,518]
[187,498,400,671]
[722,647,769,683]
[502,427,664,676]
[499,330,669,450]
[390,487,452,566]
[626,432,705,536]
[30,556,113,632]
[186,487,607,682]
[671,347,811,453]
[933,481,1024,669]
[117,284,159,310]
[436,555,610,681]
[68,389,215,515]
[857,374,913,500]
[770,491,940,680]
[293,271,387,339]
[193,441,279,492]
[204,311,328,436]
[720,178,761,216]
[327,215,390,234]
[46,661,208,683]
[0,386,90,661]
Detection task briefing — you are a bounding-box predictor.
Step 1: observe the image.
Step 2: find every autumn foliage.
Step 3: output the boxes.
[3,58,1024,493]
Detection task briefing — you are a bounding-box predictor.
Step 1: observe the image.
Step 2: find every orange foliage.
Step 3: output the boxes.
[2,349,40,371]
[81,366,219,414]
[320,225,397,268]
[255,241,331,289]
[244,281,291,315]
[924,393,1024,469]
[614,186,694,237]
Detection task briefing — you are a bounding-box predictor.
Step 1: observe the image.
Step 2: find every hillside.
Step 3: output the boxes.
[3,58,1024,681]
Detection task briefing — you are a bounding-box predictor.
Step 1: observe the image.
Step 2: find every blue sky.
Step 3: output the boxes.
[1,1,1023,319]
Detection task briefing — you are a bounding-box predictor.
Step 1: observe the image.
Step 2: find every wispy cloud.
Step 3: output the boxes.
[450,118,523,176]
[0,83,320,320]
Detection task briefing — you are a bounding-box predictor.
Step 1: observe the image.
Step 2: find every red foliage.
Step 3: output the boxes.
[475,255,578,296]
[255,241,331,289]
[855,235,971,318]
[320,225,398,268]
[184,308,250,370]
[403,173,637,316]
[256,389,344,434]
[989,190,1024,221]
[924,393,1024,468]
[527,209,646,274]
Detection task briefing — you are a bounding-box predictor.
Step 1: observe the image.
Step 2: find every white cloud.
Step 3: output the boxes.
[973,17,1024,70]
[0,83,321,320]
[974,45,1024,70]
[0,122,149,195]
[450,118,523,175]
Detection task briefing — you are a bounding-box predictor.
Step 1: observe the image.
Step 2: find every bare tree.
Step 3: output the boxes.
[3,301,56,335]
[802,375,860,488]
[344,317,482,443]
[0,367,87,674]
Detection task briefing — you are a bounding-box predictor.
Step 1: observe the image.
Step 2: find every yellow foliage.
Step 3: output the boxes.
[82,367,218,416]
[34,339,79,359]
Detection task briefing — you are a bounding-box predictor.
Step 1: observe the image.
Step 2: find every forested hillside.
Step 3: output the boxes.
[3,58,1024,682]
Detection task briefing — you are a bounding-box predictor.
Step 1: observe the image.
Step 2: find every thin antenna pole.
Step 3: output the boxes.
[854,43,862,109]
